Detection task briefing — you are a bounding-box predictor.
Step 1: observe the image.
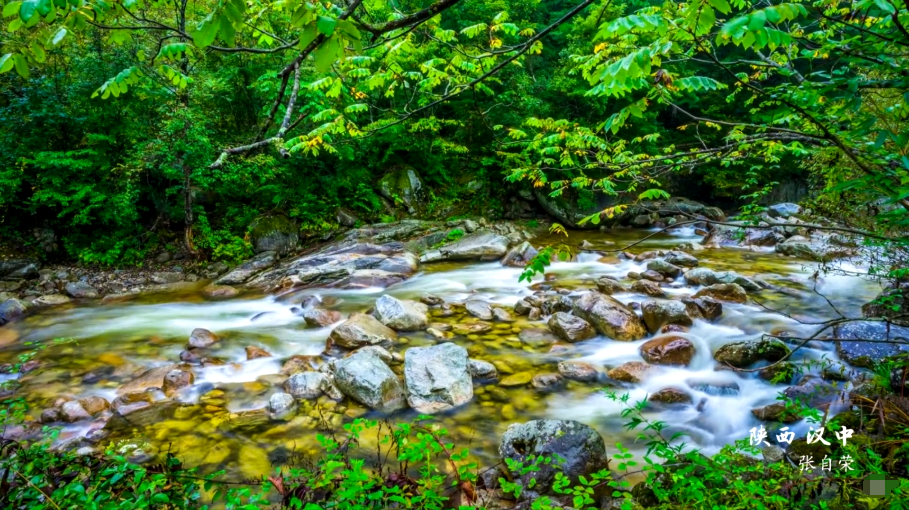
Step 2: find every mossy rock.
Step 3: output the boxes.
[249,215,299,255]
[377,165,424,213]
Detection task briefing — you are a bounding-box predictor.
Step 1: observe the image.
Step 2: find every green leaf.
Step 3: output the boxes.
[192,18,218,48]
[299,23,318,49]
[316,16,337,36]
[708,0,731,14]
[51,26,67,46]
[13,53,28,78]
[219,15,236,46]
[30,40,45,63]
[19,0,36,21]
[313,36,338,72]
[337,19,360,41]
[3,1,21,18]
[0,53,14,73]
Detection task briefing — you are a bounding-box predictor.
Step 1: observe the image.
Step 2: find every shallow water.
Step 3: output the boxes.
[0,227,884,480]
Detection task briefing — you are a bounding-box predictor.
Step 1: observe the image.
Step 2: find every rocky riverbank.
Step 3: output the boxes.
[2,200,907,508]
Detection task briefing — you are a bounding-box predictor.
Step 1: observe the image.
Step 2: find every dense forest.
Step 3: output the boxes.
[0,0,904,267]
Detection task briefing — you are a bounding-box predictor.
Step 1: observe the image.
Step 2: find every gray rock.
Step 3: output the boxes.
[572,291,646,341]
[646,259,682,278]
[775,235,855,262]
[188,328,218,349]
[328,313,398,349]
[767,203,802,218]
[216,251,276,285]
[0,258,40,280]
[714,271,762,291]
[714,338,790,368]
[532,373,565,392]
[285,372,330,399]
[65,281,99,299]
[595,276,625,294]
[151,272,184,284]
[376,252,419,274]
[547,312,596,342]
[354,345,394,365]
[684,267,718,286]
[404,343,473,414]
[373,295,428,331]
[834,321,909,368]
[60,401,91,422]
[640,300,697,333]
[557,361,599,382]
[421,231,511,262]
[33,294,71,306]
[467,359,498,380]
[631,279,665,297]
[465,299,494,320]
[268,392,296,419]
[302,308,341,327]
[0,298,28,325]
[500,420,608,495]
[492,307,513,322]
[663,251,698,268]
[333,350,406,412]
[693,283,747,303]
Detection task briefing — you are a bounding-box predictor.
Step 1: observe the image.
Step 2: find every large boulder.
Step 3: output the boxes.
[500,420,608,495]
[547,312,597,342]
[377,166,424,213]
[404,343,473,414]
[861,286,909,326]
[640,300,698,333]
[0,258,40,280]
[693,283,747,303]
[572,291,646,341]
[420,231,511,262]
[775,235,855,262]
[333,350,407,412]
[640,335,695,366]
[216,251,276,285]
[373,295,428,331]
[833,321,909,368]
[328,313,398,349]
[713,272,762,292]
[714,338,790,368]
[249,216,299,255]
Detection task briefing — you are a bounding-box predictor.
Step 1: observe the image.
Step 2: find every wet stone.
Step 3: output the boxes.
[531,373,565,393]
[246,346,273,360]
[188,328,218,349]
[607,362,652,383]
[499,372,533,387]
[649,388,692,405]
[557,361,599,382]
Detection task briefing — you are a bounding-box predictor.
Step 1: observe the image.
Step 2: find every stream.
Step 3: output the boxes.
[0,227,883,481]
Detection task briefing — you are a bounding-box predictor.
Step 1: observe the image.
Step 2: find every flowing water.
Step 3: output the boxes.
[0,228,885,480]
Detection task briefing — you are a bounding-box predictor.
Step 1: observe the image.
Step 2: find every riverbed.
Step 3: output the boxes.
[0,227,883,481]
